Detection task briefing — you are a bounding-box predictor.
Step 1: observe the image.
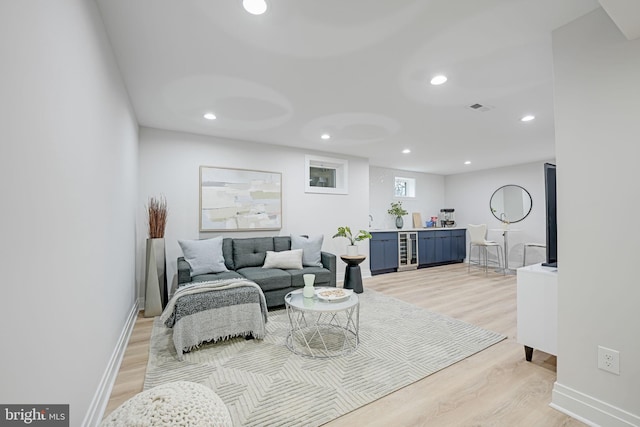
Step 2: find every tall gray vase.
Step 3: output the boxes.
[144,238,168,317]
[395,216,404,229]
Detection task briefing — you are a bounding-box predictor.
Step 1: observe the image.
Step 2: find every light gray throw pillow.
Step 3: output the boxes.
[291,235,324,267]
[262,249,303,270]
[178,236,228,277]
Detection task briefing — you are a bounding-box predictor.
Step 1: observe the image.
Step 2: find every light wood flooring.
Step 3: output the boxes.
[105,263,584,426]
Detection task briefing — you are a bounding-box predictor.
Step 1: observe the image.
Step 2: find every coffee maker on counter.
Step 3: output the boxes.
[439,208,456,228]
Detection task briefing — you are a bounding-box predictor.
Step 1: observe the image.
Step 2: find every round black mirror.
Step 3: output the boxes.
[490,185,532,223]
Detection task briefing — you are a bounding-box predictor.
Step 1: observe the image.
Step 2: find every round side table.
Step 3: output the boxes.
[340,255,366,294]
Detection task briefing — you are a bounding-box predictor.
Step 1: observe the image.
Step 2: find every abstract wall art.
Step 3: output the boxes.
[200,166,282,231]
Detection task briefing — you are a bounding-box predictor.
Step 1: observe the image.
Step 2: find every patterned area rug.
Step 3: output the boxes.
[144,289,505,426]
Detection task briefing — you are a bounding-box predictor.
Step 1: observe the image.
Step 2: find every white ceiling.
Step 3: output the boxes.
[96,0,602,175]
[599,0,640,40]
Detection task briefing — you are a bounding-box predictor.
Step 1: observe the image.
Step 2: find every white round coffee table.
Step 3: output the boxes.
[284,288,360,358]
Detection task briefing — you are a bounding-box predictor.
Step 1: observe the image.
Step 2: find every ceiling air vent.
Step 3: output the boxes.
[468,103,494,112]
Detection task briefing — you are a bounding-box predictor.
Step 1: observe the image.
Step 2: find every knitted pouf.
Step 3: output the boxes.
[101,381,232,427]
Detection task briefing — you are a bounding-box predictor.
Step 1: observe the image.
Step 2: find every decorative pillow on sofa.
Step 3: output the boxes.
[178,236,228,277]
[291,235,324,267]
[262,249,303,270]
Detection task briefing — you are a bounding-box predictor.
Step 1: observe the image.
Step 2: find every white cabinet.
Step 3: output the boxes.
[517,263,558,361]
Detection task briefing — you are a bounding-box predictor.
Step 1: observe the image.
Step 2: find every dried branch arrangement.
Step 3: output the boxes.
[147,195,168,239]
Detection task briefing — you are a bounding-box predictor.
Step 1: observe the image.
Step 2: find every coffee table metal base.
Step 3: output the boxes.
[285,292,359,359]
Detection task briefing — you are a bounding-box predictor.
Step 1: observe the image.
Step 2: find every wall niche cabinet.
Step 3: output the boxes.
[370,229,465,275]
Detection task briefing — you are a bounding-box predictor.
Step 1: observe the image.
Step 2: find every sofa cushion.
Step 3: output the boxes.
[178,237,228,276]
[238,267,292,292]
[233,237,274,269]
[222,238,234,270]
[288,267,332,288]
[262,249,303,270]
[291,235,324,267]
[273,236,290,252]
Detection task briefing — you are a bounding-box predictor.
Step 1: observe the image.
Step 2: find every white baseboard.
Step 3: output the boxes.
[82,301,139,427]
[551,382,640,427]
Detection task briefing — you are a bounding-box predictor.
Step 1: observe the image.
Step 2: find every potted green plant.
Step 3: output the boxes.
[387,201,408,229]
[333,226,372,256]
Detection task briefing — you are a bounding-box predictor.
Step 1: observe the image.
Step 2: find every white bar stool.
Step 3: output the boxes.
[523,242,546,266]
[468,224,505,274]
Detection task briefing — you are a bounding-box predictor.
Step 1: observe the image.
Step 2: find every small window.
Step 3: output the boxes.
[394,177,415,198]
[305,155,348,194]
[309,166,336,189]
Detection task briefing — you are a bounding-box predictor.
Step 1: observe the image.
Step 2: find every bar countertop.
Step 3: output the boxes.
[369,227,466,232]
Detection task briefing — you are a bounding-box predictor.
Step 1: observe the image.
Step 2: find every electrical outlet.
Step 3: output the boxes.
[598,346,620,375]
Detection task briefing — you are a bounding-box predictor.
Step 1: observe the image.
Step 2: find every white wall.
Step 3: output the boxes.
[551,8,640,426]
[0,1,138,426]
[138,127,370,296]
[369,166,445,230]
[445,161,550,267]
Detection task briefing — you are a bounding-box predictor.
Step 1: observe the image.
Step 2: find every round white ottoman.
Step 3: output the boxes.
[101,381,232,426]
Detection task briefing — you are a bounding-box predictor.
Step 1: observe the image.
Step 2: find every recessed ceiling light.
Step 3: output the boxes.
[320,133,331,140]
[464,161,471,165]
[430,75,447,85]
[203,112,216,120]
[243,0,267,15]
[402,149,411,154]
[521,115,535,122]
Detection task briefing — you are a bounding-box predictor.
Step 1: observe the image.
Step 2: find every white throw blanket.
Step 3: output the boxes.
[160,278,268,360]
[160,278,266,323]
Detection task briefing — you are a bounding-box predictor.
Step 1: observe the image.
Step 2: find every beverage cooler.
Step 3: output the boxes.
[398,231,418,271]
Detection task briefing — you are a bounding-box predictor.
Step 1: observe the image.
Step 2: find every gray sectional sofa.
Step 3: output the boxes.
[178,236,336,308]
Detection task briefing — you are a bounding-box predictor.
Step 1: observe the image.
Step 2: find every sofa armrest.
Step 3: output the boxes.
[177,257,192,286]
[321,251,337,287]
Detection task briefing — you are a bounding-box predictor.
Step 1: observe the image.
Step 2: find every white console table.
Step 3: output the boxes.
[517,263,557,361]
